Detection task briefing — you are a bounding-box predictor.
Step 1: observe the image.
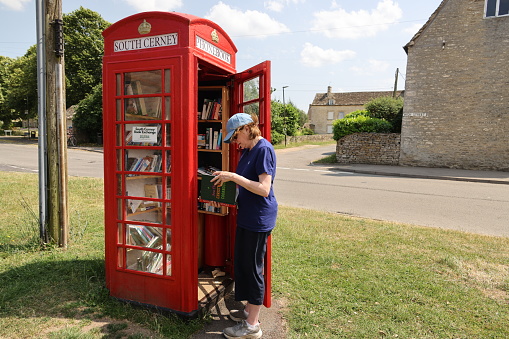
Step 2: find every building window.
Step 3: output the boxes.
[327,125,333,133]
[485,0,509,18]
[328,99,335,105]
[327,112,334,120]
[338,112,345,119]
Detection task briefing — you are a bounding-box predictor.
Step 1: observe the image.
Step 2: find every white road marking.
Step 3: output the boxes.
[276,167,355,175]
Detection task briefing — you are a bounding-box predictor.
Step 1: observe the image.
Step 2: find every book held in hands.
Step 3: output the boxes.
[199,174,237,207]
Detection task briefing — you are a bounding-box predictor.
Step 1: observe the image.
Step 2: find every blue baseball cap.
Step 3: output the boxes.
[223,113,253,143]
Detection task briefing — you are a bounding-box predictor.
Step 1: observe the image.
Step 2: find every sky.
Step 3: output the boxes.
[0,0,443,112]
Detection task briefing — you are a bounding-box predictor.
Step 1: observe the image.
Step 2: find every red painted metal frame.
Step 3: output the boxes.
[102,11,272,314]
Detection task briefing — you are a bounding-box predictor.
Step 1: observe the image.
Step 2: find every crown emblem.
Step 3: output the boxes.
[138,20,151,35]
[211,29,219,43]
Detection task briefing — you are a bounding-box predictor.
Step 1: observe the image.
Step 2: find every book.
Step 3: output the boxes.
[199,174,237,207]
[213,130,219,150]
[144,184,160,197]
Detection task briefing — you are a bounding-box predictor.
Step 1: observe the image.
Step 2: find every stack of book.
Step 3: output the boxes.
[127,154,162,173]
[199,99,222,120]
[197,128,222,149]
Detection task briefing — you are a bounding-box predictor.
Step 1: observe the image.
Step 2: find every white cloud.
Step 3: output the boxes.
[123,0,182,12]
[350,59,390,75]
[311,0,403,39]
[205,2,290,38]
[0,0,30,11]
[300,42,356,68]
[265,1,284,12]
[264,0,305,12]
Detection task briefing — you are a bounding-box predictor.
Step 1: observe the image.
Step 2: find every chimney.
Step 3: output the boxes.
[327,86,332,95]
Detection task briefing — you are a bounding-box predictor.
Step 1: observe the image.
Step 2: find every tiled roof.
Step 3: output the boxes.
[311,91,403,106]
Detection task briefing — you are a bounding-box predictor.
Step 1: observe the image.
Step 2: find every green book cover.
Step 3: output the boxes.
[200,174,237,207]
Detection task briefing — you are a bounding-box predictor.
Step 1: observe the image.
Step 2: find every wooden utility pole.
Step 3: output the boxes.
[393,68,399,98]
[44,0,69,247]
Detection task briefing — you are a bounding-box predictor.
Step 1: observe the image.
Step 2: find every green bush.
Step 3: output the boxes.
[332,115,393,141]
[270,130,284,145]
[365,96,403,123]
[300,127,314,135]
[345,110,369,118]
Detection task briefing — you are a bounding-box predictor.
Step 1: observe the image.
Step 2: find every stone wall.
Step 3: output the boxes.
[336,133,401,165]
[285,134,334,143]
[401,0,509,171]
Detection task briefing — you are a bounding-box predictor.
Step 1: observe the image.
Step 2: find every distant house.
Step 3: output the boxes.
[66,105,77,130]
[401,0,509,171]
[307,87,403,134]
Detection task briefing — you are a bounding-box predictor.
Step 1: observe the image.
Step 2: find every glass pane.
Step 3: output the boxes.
[166,204,172,225]
[116,149,122,171]
[126,199,163,224]
[165,254,172,276]
[116,74,122,96]
[165,97,171,120]
[116,174,123,195]
[125,124,161,146]
[116,99,121,121]
[243,102,260,117]
[486,0,497,16]
[164,69,171,93]
[166,150,172,174]
[116,125,122,147]
[125,175,162,198]
[243,76,260,102]
[126,248,163,275]
[165,229,172,251]
[117,223,123,244]
[125,149,162,173]
[117,248,124,268]
[117,199,122,220]
[166,177,171,199]
[124,70,162,95]
[124,97,161,120]
[165,123,171,146]
[127,224,163,249]
[499,0,509,15]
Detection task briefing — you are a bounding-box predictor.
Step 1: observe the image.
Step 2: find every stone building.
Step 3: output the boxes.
[401,0,509,171]
[308,87,402,134]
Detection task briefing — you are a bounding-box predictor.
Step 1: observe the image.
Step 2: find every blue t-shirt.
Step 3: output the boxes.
[236,138,278,232]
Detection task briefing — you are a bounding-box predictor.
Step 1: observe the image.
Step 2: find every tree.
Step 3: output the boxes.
[270,100,302,144]
[0,56,14,128]
[73,83,102,142]
[0,47,37,128]
[64,7,110,107]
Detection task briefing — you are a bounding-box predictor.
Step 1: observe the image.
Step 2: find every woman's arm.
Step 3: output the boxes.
[211,171,272,197]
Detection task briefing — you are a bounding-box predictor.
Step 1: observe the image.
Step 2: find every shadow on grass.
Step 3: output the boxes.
[0,253,201,338]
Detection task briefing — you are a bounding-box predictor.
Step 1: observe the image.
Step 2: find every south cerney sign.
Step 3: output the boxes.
[114,33,178,52]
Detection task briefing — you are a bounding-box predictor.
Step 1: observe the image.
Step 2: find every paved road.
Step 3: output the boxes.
[0,142,104,178]
[275,144,509,238]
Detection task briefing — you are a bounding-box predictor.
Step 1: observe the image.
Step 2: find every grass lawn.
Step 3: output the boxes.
[1,171,508,338]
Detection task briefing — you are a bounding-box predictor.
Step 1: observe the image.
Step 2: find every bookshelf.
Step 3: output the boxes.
[197,86,230,215]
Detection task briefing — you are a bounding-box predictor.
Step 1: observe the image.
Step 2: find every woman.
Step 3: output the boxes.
[211,113,278,339]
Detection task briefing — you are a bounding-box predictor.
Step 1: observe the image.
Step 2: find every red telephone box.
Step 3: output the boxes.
[102,11,272,316]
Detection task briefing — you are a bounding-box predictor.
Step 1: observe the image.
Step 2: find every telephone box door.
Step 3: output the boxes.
[230,60,272,307]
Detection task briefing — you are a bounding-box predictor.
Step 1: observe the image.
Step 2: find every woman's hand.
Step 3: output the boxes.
[211,171,235,187]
